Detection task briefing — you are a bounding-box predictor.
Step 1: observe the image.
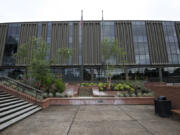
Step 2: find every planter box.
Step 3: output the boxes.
[0,83,154,109]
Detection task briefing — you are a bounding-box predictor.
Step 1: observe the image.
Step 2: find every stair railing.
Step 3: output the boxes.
[0,76,44,102]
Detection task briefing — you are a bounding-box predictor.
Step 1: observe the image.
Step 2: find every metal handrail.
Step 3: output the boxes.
[0,76,43,102]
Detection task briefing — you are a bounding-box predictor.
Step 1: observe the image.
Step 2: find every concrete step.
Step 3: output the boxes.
[0,96,17,101]
[0,87,42,131]
[0,107,42,131]
[0,92,8,95]
[0,98,19,104]
[0,101,28,112]
[0,100,24,108]
[0,93,12,98]
[0,91,6,93]
[0,103,33,118]
[0,105,39,124]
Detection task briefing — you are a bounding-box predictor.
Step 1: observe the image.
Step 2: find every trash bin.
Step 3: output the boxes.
[154,96,172,117]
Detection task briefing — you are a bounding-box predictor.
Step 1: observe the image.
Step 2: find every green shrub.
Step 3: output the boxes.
[137,92,142,97]
[84,83,89,86]
[124,84,130,90]
[80,83,85,87]
[119,86,124,91]
[55,79,65,93]
[98,82,104,91]
[56,92,65,97]
[117,92,124,97]
[99,87,103,91]
[130,93,136,97]
[49,93,53,97]
[123,93,129,97]
[43,93,48,98]
[114,86,119,91]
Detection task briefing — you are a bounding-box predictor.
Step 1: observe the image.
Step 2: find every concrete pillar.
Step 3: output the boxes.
[80,65,84,81]
[90,68,94,81]
[125,67,129,80]
[159,68,163,82]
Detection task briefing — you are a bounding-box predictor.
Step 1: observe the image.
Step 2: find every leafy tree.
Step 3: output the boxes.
[14,41,33,78]
[14,37,69,97]
[14,38,53,87]
[101,37,126,89]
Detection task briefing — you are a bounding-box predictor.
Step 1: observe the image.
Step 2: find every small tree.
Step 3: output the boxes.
[101,37,126,89]
[57,48,73,63]
[14,42,32,78]
[15,38,53,86]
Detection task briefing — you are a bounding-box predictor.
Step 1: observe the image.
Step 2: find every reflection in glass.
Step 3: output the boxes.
[132,21,150,64]
[3,24,20,66]
[163,22,180,64]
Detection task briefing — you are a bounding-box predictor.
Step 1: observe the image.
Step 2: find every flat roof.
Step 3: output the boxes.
[1,19,180,24]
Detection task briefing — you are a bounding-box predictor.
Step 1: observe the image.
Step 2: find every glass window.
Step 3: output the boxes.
[2,23,20,66]
[132,21,150,65]
[163,21,180,64]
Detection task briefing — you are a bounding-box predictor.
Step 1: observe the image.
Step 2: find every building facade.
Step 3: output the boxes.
[0,20,180,82]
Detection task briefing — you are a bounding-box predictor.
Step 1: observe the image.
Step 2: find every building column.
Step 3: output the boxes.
[91,68,94,81]
[159,68,163,82]
[80,65,84,81]
[125,67,129,80]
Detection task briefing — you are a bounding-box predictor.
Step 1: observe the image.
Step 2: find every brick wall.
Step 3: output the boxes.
[145,83,180,109]
[0,84,154,108]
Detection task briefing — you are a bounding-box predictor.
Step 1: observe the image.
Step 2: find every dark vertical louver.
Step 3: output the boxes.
[114,21,135,65]
[17,23,38,65]
[82,22,101,65]
[72,23,79,65]
[41,23,48,41]
[50,22,69,65]
[175,22,180,49]
[0,24,8,66]
[145,21,168,64]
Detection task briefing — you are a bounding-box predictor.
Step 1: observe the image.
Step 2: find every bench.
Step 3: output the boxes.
[171,109,180,115]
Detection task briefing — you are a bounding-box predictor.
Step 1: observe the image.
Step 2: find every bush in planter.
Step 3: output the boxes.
[119,85,124,91]
[114,85,119,91]
[110,83,115,90]
[43,93,48,98]
[49,92,53,97]
[117,92,124,97]
[41,75,55,96]
[130,93,136,97]
[98,82,104,91]
[124,84,130,90]
[55,79,65,94]
[89,83,94,86]
[56,92,65,97]
[137,92,142,97]
[129,87,135,93]
[103,83,107,91]
[80,83,85,87]
[123,93,129,97]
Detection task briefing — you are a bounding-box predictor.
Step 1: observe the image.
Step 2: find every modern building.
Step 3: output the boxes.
[0,20,180,82]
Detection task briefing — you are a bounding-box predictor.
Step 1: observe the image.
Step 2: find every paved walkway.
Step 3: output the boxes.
[1,105,180,135]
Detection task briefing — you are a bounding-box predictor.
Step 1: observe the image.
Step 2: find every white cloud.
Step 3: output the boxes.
[0,0,180,23]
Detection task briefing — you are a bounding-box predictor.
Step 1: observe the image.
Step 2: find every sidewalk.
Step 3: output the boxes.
[1,105,180,135]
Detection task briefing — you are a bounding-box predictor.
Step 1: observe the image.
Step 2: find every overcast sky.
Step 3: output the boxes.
[0,0,180,23]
